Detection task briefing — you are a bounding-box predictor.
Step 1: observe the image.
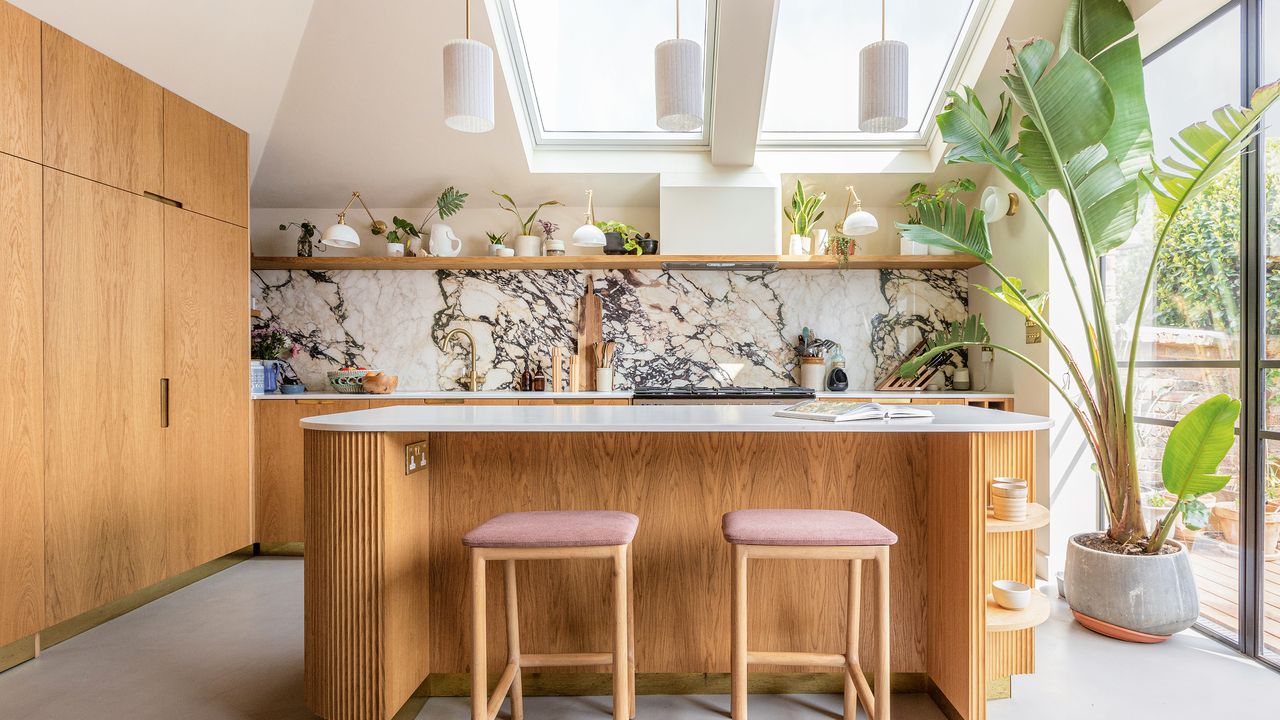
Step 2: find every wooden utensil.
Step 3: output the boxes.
[575,278,602,390]
[551,348,563,393]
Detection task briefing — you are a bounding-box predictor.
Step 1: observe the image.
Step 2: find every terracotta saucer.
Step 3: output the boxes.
[1071,610,1169,643]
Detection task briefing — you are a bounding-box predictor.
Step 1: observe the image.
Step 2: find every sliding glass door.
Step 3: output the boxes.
[1260,0,1280,665]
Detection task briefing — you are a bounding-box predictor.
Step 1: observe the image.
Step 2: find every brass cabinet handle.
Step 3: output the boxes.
[295,399,337,405]
[424,398,466,405]
[160,378,170,428]
[553,398,595,405]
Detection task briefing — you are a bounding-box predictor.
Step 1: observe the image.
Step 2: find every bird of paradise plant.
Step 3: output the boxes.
[897,0,1275,553]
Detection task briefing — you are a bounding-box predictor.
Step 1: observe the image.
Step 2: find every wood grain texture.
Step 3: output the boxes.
[162,91,248,227]
[254,400,369,544]
[41,25,162,195]
[164,207,250,573]
[304,430,431,720]
[43,169,165,624]
[0,153,43,646]
[250,254,985,272]
[0,1,41,162]
[574,282,601,391]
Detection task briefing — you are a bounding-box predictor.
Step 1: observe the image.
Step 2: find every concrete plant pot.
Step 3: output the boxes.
[1064,533,1198,642]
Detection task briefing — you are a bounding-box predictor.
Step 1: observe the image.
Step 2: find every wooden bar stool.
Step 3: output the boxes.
[465,510,638,720]
[722,509,897,720]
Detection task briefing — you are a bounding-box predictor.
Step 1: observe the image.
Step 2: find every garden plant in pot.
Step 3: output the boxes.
[385,186,468,257]
[898,178,975,256]
[784,181,825,256]
[493,191,562,257]
[595,220,642,256]
[280,220,320,257]
[896,0,1279,642]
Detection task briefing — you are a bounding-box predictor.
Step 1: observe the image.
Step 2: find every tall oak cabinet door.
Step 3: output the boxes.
[163,91,248,227]
[43,169,166,625]
[0,1,41,162]
[41,25,163,196]
[163,206,251,572]
[0,153,44,646]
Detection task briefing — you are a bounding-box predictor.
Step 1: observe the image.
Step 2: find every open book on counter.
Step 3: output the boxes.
[773,400,936,423]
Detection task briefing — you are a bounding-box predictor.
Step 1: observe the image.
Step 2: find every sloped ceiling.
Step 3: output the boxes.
[10,0,314,179]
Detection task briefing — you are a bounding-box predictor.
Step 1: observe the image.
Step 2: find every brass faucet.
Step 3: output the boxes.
[440,327,479,391]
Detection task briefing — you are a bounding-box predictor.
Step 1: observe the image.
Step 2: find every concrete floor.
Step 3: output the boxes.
[0,557,1276,719]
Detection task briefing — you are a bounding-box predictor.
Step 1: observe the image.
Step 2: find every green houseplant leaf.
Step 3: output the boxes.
[1161,394,1239,499]
[897,315,991,378]
[974,278,1048,319]
[895,198,992,261]
[937,89,1042,199]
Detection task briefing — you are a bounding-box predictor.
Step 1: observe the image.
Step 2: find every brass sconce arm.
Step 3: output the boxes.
[337,191,387,236]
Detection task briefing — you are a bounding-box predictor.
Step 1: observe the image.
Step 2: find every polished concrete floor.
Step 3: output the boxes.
[0,557,1277,719]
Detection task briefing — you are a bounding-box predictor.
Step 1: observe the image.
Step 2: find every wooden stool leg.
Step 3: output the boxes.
[612,546,628,720]
[731,544,748,720]
[626,543,636,719]
[470,549,487,720]
[875,547,891,720]
[845,559,862,720]
[505,559,524,720]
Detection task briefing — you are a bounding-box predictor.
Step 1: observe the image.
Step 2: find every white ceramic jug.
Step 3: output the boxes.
[428,224,463,257]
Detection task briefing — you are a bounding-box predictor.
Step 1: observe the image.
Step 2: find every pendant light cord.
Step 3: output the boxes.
[676,0,681,39]
[465,0,471,39]
[881,0,886,41]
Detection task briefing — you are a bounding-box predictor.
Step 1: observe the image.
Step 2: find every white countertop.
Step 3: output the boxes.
[254,389,1012,401]
[299,403,1050,433]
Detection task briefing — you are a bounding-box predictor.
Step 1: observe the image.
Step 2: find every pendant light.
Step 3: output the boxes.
[859,0,908,133]
[443,0,494,133]
[839,186,878,236]
[655,0,703,132]
[320,191,387,249]
[572,190,606,247]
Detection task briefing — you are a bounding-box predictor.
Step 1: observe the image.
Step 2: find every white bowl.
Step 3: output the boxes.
[991,483,1028,499]
[992,580,1032,610]
[992,476,1027,488]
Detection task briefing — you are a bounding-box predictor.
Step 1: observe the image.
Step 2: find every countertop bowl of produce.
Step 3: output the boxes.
[327,367,378,394]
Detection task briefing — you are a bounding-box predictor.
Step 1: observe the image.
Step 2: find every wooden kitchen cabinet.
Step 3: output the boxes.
[0,1,41,162]
[41,25,163,196]
[255,400,370,544]
[0,153,44,646]
[163,91,248,227]
[164,207,250,573]
[518,398,630,406]
[42,169,166,625]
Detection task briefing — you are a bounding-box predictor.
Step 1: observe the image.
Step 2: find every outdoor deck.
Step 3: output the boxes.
[1188,540,1280,653]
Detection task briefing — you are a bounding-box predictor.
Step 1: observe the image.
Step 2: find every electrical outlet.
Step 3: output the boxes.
[404,440,427,475]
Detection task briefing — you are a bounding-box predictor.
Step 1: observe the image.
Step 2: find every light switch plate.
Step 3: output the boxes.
[404,440,427,475]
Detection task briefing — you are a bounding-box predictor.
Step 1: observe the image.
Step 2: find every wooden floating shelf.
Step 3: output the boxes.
[986,590,1052,632]
[249,254,982,272]
[985,503,1050,533]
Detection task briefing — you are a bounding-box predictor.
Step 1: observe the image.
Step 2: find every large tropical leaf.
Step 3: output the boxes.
[1161,394,1240,498]
[974,278,1048,320]
[895,198,991,261]
[1146,80,1280,218]
[937,88,1042,199]
[897,316,991,378]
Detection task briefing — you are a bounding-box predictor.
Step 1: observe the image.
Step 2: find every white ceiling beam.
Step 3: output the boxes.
[708,0,779,167]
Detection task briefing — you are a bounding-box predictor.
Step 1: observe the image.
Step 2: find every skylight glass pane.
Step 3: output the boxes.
[510,0,709,135]
[763,0,976,136]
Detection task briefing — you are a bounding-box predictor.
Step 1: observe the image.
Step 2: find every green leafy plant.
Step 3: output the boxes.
[493,191,563,235]
[830,234,856,264]
[784,181,825,237]
[895,0,1280,552]
[485,231,509,246]
[279,220,322,256]
[900,178,976,222]
[622,232,654,256]
[1148,395,1241,550]
[419,186,468,228]
[385,216,419,245]
[595,220,639,237]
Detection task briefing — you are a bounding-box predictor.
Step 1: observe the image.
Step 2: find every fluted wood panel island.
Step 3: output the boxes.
[300,404,1051,720]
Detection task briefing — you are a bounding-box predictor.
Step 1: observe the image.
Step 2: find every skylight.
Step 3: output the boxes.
[760,0,986,146]
[498,0,715,145]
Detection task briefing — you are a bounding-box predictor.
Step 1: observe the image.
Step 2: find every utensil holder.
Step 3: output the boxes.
[596,368,614,392]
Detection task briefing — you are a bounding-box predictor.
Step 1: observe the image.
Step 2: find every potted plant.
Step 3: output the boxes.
[896,0,1279,641]
[251,324,296,394]
[384,216,416,257]
[539,220,565,256]
[486,231,509,256]
[279,220,321,257]
[383,187,467,257]
[1211,462,1280,556]
[623,232,658,256]
[784,181,825,255]
[828,232,856,264]
[898,178,974,255]
[493,191,563,257]
[595,220,640,256]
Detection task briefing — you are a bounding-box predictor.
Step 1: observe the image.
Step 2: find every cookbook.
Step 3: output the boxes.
[774,400,935,423]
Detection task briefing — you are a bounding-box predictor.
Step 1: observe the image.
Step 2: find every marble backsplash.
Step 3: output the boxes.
[252,268,968,391]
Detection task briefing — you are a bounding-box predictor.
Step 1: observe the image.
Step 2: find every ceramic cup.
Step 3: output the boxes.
[992,580,1032,610]
[596,368,615,392]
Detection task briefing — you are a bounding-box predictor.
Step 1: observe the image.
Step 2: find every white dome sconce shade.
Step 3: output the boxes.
[839,186,878,236]
[981,186,1019,222]
[572,190,607,247]
[655,0,703,132]
[320,191,387,249]
[443,0,494,133]
[859,0,908,133]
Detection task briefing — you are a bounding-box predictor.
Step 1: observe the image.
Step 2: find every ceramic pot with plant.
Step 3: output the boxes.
[540,220,564,256]
[899,178,975,256]
[784,181,825,256]
[384,216,417,257]
[280,220,320,257]
[493,191,562,257]
[596,221,640,256]
[895,0,1279,642]
[623,232,658,256]
[486,231,509,256]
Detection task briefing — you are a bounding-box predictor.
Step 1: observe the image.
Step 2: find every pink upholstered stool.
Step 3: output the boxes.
[465,511,638,720]
[722,509,897,720]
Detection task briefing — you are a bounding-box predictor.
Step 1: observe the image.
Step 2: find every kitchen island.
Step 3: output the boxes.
[300,404,1051,720]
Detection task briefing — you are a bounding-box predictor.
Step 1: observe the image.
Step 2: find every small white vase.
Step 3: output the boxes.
[809,229,829,256]
[788,234,808,255]
[596,368,615,392]
[386,242,405,257]
[900,235,926,256]
[489,243,506,256]
[514,234,542,257]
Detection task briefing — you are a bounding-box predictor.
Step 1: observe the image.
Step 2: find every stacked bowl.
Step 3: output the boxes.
[991,477,1028,522]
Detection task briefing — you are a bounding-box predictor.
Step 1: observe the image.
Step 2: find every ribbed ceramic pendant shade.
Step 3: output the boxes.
[443,39,494,133]
[859,39,908,133]
[655,38,703,132]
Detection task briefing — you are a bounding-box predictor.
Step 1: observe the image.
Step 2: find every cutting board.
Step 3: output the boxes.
[574,278,602,391]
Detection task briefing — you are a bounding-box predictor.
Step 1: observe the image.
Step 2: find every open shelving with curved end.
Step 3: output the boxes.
[985,504,1049,533]
[249,254,983,272]
[986,591,1052,633]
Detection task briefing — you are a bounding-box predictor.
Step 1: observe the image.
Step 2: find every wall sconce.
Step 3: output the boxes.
[839,186,878,236]
[572,189,606,247]
[981,186,1019,222]
[320,191,387,249]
